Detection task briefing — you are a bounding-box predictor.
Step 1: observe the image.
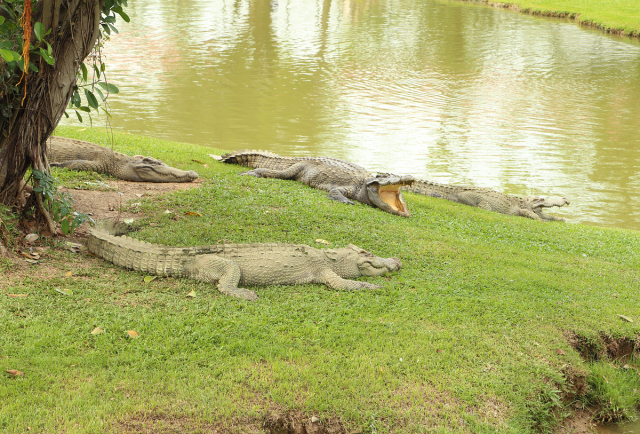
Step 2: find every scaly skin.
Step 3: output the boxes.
[404,179,569,221]
[88,221,403,301]
[49,137,198,183]
[218,150,415,217]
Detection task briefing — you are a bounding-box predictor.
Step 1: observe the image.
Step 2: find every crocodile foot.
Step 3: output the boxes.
[223,287,259,301]
[239,170,261,177]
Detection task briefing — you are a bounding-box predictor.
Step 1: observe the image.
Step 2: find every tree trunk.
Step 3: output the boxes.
[0,0,104,207]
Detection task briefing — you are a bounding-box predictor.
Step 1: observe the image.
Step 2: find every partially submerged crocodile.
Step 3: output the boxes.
[88,221,402,301]
[217,150,415,217]
[403,179,569,221]
[49,137,198,183]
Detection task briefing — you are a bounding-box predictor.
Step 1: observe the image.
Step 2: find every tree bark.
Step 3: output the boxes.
[0,0,105,207]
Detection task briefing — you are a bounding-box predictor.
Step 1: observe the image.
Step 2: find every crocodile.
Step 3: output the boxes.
[88,220,403,301]
[403,179,569,221]
[48,137,198,182]
[217,150,415,217]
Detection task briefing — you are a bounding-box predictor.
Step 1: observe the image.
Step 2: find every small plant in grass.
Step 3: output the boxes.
[0,203,19,248]
[31,169,93,235]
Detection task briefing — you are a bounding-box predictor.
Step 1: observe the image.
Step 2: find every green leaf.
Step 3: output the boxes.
[60,219,70,235]
[39,48,54,65]
[75,111,83,123]
[78,106,90,113]
[80,63,88,82]
[108,24,119,34]
[0,16,5,26]
[63,111,69,118]
[94,87,105,101]
[92,64,101,80]
[0,48,13,62]
[28,62,38,72]
[0,41,12,49]
[34,22,44,41]
[104,15,116,24]
[144,276,157,283]
[113,7,130,23]
[97,82,119,94]
[101,23,111,35]
[84,89,99,109]
[55,288,73,296]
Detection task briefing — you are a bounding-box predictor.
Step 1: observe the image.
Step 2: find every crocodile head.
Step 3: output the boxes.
[527,196,570,221]
[127,156,199,183]
[366,174,415,217]
[327,244,402,279]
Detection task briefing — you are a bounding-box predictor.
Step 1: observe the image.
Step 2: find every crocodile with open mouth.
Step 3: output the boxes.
[403,179,569,221]
[216,150,415,217]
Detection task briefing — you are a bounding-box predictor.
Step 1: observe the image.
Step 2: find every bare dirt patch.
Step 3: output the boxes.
[553,409,597,434]
[1,180,201,286]
[566,331,639,364]
[61,179,203,228]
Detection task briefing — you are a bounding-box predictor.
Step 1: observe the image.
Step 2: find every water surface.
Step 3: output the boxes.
[62,0,640,230]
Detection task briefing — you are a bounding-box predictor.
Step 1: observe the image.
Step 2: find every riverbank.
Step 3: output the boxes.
[451,0,640,38]
[2,127,640,433]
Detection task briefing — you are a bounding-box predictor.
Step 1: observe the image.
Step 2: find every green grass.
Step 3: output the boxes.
[454,0,640,35]
[2,127,640,433]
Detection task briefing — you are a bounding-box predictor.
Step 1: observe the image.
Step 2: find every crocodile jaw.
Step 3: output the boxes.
[132,161,199,183]
[366,175,415,217]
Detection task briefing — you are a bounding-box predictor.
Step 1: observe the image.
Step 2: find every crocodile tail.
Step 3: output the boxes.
[88,221,190,277]
[219,149,281,168]
[403,179,465,200]
[93,219,134,236]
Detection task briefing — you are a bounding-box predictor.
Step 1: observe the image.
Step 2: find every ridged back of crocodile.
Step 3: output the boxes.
[88,224,321,277]
[220,150,370,175]
[402,179,477,199]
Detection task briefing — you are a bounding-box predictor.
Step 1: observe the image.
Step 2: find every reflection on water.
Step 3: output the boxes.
[61,0,640,230]
[597,419,640,433]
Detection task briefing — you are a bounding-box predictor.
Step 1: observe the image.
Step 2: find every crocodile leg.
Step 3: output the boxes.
[317,269,382,290]
[327,187,356,205]
[534,210,565,222]
[239,162,307,179]
[188,255,259,301]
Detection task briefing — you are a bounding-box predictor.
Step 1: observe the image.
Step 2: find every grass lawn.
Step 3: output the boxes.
[1,127,640,433]
[452,0,640,35]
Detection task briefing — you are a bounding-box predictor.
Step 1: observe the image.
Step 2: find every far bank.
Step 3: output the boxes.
[451,0,640,37]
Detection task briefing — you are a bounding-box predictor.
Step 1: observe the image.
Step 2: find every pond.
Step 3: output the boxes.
[61,0,640,230]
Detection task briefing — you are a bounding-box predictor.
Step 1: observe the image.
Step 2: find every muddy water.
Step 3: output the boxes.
[597,419,640,433]
[61,0,640,230]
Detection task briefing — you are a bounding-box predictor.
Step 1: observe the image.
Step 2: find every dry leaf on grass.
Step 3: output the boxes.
[187,290,196,297]
[184,212,202,216]
[7,294,27,298]
[127,330,139,338]
[6,369,23,376]
[55,288,73,296]
[91,327,104,335]
[144,276,157,283]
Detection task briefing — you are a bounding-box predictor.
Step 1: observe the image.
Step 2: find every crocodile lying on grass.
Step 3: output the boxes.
[49,137,198,182]
[216,150,415,217]
[403,179,569,221]
[88,221,402,301]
